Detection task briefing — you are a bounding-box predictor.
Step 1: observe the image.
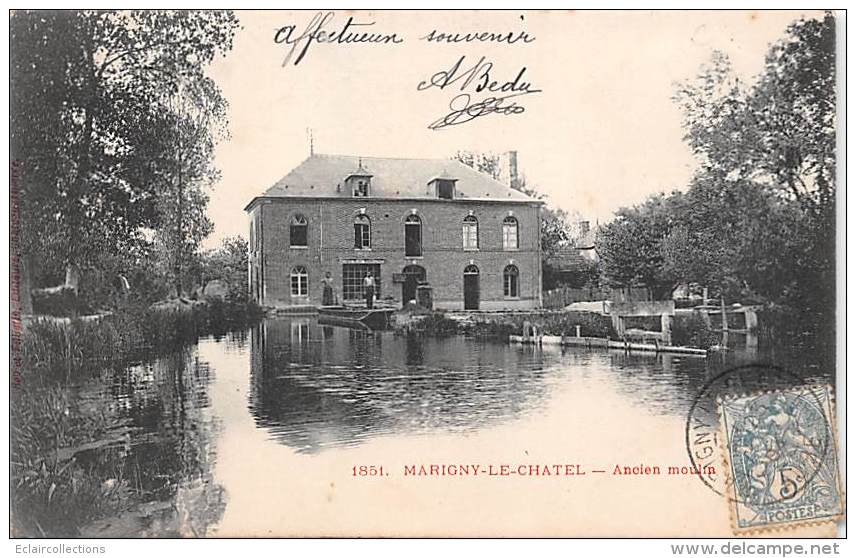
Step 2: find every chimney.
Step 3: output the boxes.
[501,150,519,190]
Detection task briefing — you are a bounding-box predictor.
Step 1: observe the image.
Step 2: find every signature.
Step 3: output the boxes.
[417,56,541,130]
[427,92,534,130]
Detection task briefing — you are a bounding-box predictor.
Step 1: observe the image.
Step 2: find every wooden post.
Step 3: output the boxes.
[661,313,673,345]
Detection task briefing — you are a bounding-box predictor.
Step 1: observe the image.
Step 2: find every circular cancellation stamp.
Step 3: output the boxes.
[685,365,843,533]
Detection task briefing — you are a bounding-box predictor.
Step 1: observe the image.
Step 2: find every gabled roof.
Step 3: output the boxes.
[248,154,539,207]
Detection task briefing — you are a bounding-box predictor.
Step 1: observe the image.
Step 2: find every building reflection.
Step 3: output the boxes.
[248,318,553,454]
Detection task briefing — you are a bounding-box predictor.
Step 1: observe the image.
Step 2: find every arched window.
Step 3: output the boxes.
[404,214,422,257]
[354,214,371,249]
[290,214,308,247]
[290,266,308,296]
[462,215,479,250]
[503,265,519,298]
[502,216,518,250]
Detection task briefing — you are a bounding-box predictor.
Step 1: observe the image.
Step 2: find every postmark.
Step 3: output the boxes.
[718,385,842,533]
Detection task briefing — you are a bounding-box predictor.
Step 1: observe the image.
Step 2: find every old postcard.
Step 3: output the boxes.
[8,9,844,539]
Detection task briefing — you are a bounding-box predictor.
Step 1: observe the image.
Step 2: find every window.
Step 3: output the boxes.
[404,214,422,257]
[502,216,519,250]
[353,179,369,197]
[342,264,382,300]
[354,214,371,249]
[437,180,455,200]
[290,214,308,247]
[503,265,519,298]
[462,215,479,250]
[290,266,308,297]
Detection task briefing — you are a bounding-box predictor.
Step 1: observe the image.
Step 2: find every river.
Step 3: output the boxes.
[71,317,834,537]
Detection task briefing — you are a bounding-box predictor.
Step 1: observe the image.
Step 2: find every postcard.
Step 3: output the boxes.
[8,9,844,538]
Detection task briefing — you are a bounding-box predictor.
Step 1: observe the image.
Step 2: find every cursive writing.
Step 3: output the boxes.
[418,56,542,130]
[275,11,403,67]
[420,29,535,45]
[427,92,534,130]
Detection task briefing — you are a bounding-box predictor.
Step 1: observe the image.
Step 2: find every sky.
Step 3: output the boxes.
[203,9,821,248]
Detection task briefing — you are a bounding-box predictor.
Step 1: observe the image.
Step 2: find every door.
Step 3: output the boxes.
[463,265,480,310]
[401,265,425,307]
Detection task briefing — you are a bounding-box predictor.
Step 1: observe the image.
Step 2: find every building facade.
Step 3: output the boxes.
[245,153,543,311]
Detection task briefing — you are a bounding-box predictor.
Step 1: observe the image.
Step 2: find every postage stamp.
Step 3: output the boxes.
[718,385,843,534]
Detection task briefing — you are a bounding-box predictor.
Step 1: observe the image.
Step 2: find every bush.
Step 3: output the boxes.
[672,312,721,349]
[461,311,617,340]
[417,313,460,336]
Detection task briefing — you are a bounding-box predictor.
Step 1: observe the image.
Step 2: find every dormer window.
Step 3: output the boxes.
[430,176,457,200]
[346,162,372,197]
[353,179,369,197]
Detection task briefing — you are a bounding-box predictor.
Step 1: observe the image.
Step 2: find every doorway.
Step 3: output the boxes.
[463,264,480,310]
[401,265,426,307]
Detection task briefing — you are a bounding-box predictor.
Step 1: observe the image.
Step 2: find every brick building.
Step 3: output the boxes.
[244,153,543,310]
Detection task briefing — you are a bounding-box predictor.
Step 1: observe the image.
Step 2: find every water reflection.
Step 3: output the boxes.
[72,342,239,536]
[247,318,834,455]
[249,318,556,453]
[65,316,834,536]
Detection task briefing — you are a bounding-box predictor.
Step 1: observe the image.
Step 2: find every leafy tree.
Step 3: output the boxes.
[672,12,836,328]
[596,193,686,299]
[199,236,249,302]
[152,78,228,296]
[10,10,239,299]
[454,150,501,179]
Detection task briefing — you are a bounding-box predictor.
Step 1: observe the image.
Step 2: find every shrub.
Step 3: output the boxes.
[419,313,460,336]
[672,312,721,349]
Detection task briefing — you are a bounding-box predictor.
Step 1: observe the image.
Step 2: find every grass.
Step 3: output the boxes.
[20,299,264,377]
[11,298,263,536]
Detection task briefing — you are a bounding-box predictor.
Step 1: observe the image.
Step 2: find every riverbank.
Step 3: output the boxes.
[394,309,722,350]
[10,298,263,537]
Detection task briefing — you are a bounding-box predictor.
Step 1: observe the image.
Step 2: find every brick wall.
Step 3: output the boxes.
[251,198,542,310]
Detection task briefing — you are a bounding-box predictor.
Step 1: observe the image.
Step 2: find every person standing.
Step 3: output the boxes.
[363,272,375,309]
[322,271,335,306]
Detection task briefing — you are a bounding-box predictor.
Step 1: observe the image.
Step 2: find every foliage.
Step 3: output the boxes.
[453,150,501,179]
[671,13,835,320]
[464,311,617,340]
[596,193,686,299]
[418,312,461,337]
[199,236,250,302]
[672,312,721,349]
[10,10,239,295]
[597,12,835,357]
[20,301,263,377]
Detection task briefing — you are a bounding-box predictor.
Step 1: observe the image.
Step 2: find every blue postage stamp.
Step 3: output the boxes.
[718,384,843,533]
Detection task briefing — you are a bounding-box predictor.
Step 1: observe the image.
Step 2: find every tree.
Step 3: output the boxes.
[152,77,227,296]
[200,236,250,302]
[596,193,687,299]
[672,12,836,327]
[10,11,239,299]
[453,150,501,179]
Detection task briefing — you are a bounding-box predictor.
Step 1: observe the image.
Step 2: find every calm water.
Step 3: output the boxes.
[67,317,833,537]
